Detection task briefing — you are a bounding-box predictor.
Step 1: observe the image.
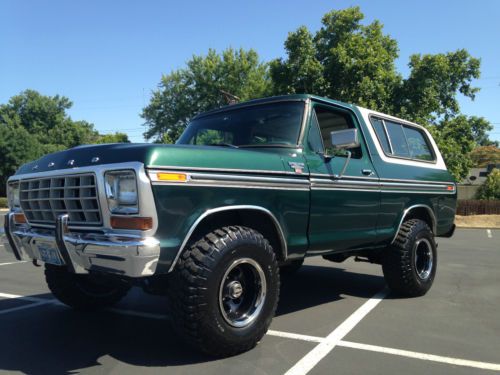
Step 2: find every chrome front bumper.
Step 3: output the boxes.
[2,213,160,277]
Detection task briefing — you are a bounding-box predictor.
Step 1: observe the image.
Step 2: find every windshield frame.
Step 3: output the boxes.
[177,99,308,148]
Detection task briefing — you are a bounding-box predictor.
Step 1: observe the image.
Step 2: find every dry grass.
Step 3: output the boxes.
[455,215,500,228]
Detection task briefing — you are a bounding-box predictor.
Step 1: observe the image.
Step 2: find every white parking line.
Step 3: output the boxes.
[0,261,29,266]
[487,229,492,238]
[338,340,500,372]
[0,292,53,303]
[284,289,388,375]
[0,300,52,315]
[267,330,324,343]
[2,290,500,372]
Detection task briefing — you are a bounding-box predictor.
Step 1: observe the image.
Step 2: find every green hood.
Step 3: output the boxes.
[15,143,290,175]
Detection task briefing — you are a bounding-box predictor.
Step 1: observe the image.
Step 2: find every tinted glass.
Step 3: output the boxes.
[314,106,352,149]
[385,121,410,158]
[307,112,324,153]
[403,126,434,161]
[371,118,391,153]
[313,106,362,158]
[177,102,304,147]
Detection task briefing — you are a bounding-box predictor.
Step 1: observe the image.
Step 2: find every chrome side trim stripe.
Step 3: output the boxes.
[149,170,310,191]
[310,173,455,186]
[148,169,455,194]
[149,167,455,186]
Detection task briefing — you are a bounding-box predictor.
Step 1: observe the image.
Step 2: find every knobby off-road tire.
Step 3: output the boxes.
[168,226,280,357]
[280,258,304,277]
[45,264,131,310]
[382,219,437,297]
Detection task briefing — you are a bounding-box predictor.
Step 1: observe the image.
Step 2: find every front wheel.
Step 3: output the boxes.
[382,219,437,297]
[45,264,131,310]
[168,226,280,357]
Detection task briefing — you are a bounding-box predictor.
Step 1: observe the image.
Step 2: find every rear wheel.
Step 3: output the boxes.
[45,264,131,310]
[169,226,280,357]
[382,219,437,297]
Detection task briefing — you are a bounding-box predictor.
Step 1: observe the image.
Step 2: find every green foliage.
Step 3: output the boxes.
[0,90,129,195]
[0,197,7,208]
[143,6,496,181]
[395,50,481,124]
[0,90,99,153]
[95,132,130,144]
[270,26,326,95]
[429,116,476,181]
[470,146,500,167]
[142,48,272,143]
[476,169,500,200]
[271,7,400,113]
[0,121,42,195]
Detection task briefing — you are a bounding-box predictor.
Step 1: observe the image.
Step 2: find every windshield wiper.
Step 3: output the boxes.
[208,143,239,148]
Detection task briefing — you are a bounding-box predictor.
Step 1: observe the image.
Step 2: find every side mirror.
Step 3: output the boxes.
[330,128,359,150]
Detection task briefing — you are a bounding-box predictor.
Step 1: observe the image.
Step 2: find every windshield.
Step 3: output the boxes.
[177,101,304,148]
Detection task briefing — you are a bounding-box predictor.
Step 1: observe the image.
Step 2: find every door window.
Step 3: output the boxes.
[309,105,362,158]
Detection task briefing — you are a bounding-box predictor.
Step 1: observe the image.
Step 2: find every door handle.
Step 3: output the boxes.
[362,169,374,176]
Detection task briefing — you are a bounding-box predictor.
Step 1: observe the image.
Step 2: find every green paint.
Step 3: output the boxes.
[12,94,457,273]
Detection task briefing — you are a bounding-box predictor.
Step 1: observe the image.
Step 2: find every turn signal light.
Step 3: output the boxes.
[156,172,188,182]
[110,216,153,230]
[447,185,455,191]
[13,213,27,224]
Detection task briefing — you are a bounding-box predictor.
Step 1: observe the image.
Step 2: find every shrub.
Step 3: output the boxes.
[476,168,500,200]
[0,197,7,208]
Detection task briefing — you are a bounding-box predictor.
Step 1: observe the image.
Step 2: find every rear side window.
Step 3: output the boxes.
[370,116,435,162]
[403,126,434,161]
[385,121,410,157]
[371,118,391,154]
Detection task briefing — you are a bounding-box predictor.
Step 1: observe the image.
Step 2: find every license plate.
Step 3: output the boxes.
[37,243,63,266]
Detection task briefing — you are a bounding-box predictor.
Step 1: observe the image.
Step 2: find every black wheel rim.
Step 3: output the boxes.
[218,258,266,328]
[414,238,433,280]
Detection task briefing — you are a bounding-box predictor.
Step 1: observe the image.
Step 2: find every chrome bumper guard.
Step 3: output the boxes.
[2,213,160,278]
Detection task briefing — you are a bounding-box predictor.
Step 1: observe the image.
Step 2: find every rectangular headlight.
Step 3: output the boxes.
[104,170,138,214]
[7,182,20,210]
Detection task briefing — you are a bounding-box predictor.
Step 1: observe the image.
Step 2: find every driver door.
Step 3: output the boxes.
[304,102,380,253]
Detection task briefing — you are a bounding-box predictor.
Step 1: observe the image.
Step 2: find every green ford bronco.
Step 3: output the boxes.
[3,94,456,356]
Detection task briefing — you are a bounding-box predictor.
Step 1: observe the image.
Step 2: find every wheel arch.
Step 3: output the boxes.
[391,204,437,244]
[168,205,288,272]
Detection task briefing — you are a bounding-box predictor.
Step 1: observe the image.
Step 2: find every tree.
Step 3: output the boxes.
[270,26,326,95]
[142,48,271,143]
[268,7,492,180]
[0,90,99,153]
[476,168,500,200]
[470,146,500,167]
[395,50,481,124]
[95,132,130,144]
[429,116,476,181]
[425,115,498,180]
[0,125,41,195]
[0,90,129,195]
[271,7,401,113]
[142,7,496,180]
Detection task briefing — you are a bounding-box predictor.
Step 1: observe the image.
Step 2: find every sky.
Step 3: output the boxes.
[1,0,499,143]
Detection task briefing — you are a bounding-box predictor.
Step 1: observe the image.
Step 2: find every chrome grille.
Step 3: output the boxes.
[19,174,102,226]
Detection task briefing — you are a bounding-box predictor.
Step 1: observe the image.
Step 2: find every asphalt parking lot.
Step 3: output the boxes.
[0,219,499,374]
